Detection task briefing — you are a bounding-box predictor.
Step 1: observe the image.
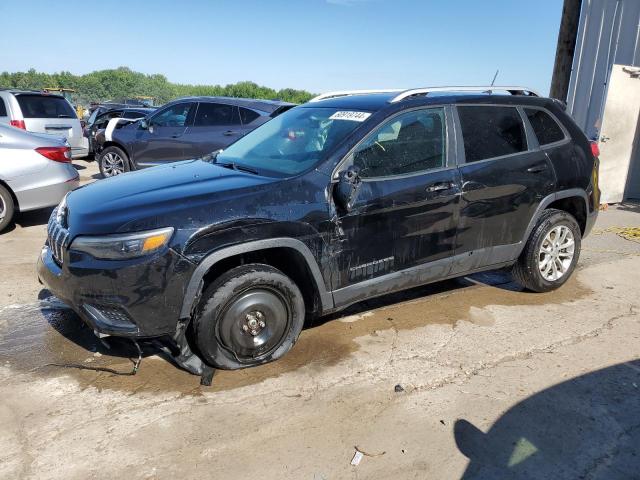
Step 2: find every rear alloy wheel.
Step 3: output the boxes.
[0,185,15,233]
[99,146,130,178]
[512,208,582,292]
[194,264,305,369]
[538,225,575,281]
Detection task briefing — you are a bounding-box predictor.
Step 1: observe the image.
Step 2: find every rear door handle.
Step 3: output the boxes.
[171,134,182,138]
[426,181,455,193]
[527,164,549,173]
[223,130,237,136]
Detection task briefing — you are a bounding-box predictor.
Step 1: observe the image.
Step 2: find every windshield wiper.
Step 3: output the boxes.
[216,161,259,175]
[205,150,258,174]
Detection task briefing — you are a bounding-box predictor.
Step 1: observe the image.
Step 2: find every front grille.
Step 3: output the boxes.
[47,209,70,265]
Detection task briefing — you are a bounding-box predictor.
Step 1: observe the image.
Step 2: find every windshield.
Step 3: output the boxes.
[216,107,369,177]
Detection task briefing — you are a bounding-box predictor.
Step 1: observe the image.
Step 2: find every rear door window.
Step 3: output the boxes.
[524,108,566,146]
[458,106,527,162]
[16,94,76,119]
[194,103,240,126]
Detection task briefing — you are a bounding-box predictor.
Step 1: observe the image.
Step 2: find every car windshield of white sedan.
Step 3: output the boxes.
[216,107,369,177]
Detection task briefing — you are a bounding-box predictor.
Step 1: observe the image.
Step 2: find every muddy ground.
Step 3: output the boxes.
[0,160,639,479]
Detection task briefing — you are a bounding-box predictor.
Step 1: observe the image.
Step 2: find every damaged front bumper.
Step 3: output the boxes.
[37,244,196,338]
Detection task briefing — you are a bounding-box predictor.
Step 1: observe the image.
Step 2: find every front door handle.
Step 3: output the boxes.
[426,181,454,193]
[223,130,237,136]
[171,134,182,138]
[527,164,549,174]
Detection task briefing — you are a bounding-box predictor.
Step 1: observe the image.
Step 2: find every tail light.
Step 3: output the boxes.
[590,141,600,158]
[36,146,72,163]
[10,120,26,130]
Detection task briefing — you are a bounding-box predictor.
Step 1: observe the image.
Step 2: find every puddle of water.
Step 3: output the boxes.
[0,271,590,394]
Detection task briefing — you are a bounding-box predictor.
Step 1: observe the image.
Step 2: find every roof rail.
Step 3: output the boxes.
[389,86,540,103]
[308,89,403,103]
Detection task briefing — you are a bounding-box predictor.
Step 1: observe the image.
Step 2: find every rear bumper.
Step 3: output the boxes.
[584,207,598,238]
[71,145,89,159]
[15,166,79,212]
[37,245,196,338]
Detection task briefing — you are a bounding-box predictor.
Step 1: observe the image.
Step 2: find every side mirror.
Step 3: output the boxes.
[334,165,361,212]
[140,119,149,130]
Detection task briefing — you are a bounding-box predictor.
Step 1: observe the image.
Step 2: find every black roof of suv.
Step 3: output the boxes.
[38,86,600,381]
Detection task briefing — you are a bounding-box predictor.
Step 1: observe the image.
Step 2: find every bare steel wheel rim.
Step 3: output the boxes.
[102,152,125,177]
[217,287,291,359]
[538,225,575,281]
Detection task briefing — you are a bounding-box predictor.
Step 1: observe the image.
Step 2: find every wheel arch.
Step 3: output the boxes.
[0,179,19,212]
[522,189,589,245]
[179,238,333,321]
[100,141,130,160]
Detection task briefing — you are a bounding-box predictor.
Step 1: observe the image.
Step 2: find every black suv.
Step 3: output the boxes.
[37,87,599,375]
[97,96,295,177]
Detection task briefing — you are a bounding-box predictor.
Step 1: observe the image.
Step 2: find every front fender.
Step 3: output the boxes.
[178,237,333,319]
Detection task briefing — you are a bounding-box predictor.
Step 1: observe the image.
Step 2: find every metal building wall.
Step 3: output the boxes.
[566,0,640,139]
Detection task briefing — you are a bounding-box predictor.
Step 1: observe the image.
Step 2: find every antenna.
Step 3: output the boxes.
[491,69,499,86]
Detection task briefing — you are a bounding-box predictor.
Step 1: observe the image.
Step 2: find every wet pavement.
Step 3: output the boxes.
[0,270,589,395]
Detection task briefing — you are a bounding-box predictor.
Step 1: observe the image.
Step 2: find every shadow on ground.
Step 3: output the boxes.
[14,206,54,228]
[455,360,640,479]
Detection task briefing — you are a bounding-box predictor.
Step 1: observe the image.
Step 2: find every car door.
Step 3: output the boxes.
[181,102,242,159]
[331,106,461,301]
[132,102,195,166]
[451,104,555,275]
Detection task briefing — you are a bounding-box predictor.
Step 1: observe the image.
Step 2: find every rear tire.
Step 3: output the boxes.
[194,264,306,370]
[99,146,130,178]
[0,185,15,233]
[512,209,581,292]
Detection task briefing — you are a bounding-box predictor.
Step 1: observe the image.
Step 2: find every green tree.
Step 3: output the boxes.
[0,67,315,106]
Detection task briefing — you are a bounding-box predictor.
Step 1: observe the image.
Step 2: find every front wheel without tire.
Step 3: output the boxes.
[99,146,130,178]
[194,264,306,370]
[512,208,582,292]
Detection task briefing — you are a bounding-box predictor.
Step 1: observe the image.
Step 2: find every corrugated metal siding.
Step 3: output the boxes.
[566,0,640,139]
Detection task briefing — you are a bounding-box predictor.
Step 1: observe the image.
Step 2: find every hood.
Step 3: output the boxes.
[66,159,277,235]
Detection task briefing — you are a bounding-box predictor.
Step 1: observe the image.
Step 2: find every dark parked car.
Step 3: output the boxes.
[84,107,156,155]
[38,86,600,379]
[96,96,295,177]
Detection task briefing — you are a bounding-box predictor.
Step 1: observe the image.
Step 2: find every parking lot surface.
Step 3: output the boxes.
[0,161,639,479]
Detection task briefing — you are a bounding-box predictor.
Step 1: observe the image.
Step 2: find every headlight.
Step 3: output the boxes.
[70,227,174,260]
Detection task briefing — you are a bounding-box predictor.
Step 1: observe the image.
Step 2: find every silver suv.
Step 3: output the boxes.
[0,89,88,158]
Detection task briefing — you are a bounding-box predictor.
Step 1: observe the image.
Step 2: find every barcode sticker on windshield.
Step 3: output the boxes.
[329,111,371,122]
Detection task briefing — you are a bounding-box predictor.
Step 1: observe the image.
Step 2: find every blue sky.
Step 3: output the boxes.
[0,0,563,95]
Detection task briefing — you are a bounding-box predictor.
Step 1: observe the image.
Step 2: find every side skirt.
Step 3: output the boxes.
[328,244,520,313]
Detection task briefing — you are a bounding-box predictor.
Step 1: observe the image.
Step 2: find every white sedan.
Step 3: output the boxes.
[0,124,79,232]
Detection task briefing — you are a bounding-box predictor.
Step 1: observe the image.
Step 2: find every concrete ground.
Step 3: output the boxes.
[0,161,639,479]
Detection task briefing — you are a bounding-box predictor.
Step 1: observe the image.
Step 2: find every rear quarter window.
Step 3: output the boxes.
[0,98,7,117]
[524,108,566,145]
[458,106,527,162]
[16,95,76,119]
[239,107,260,125]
